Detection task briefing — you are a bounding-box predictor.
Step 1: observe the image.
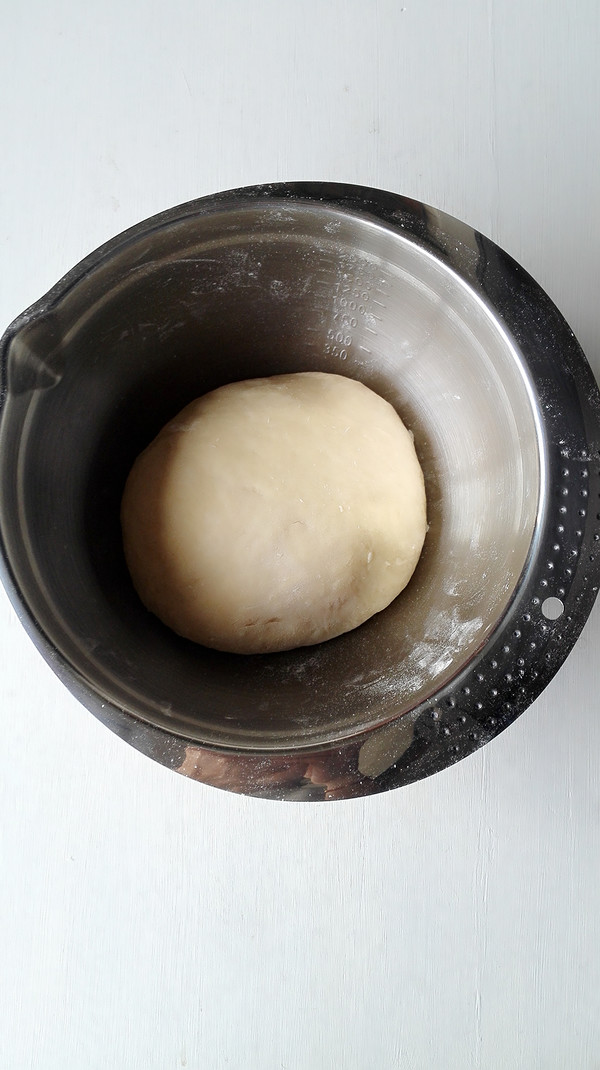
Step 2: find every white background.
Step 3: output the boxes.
[2,1,600,1067]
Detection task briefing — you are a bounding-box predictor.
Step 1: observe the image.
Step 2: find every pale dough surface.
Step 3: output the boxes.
[121,372,427,654]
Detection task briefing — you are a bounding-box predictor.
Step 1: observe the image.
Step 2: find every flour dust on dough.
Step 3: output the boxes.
[121,371,427,654]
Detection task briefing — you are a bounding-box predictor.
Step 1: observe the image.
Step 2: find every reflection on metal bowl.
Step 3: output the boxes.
[1,183,599,799]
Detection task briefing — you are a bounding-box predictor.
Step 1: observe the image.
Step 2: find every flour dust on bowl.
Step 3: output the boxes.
[1,183,599,800]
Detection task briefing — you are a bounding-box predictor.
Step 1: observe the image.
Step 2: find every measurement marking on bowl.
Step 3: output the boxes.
[325,260,379,361]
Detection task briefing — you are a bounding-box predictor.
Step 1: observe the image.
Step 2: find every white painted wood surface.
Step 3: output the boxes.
[1,1,599,1066]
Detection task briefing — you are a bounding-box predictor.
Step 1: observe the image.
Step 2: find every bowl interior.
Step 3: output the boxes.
[0,199,540,749]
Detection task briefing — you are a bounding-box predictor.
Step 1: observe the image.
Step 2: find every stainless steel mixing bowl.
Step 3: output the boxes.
[1,183,599,799]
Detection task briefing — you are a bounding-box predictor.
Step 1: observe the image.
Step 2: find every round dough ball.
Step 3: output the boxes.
[121,371,427,654]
